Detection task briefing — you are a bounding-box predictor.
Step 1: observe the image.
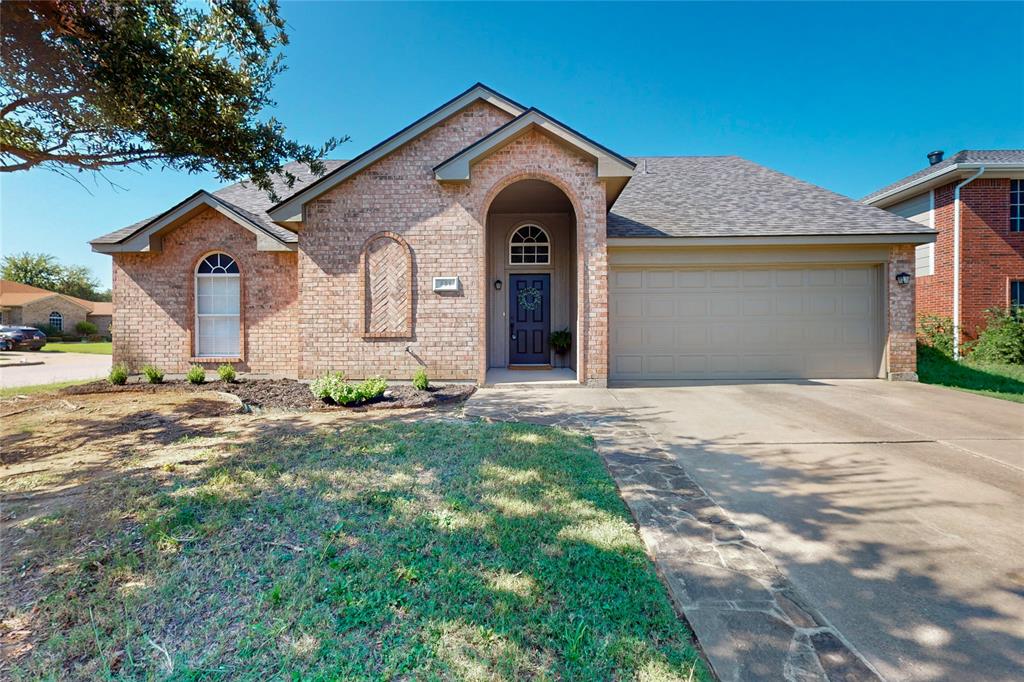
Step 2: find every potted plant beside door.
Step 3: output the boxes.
[550,328,572,367]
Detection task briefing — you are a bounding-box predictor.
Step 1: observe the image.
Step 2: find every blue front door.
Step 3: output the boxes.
[509,274,550,365]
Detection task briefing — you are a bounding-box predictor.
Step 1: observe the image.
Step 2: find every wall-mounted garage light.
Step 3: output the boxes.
[494,279,502,291]
[895,272,912,286]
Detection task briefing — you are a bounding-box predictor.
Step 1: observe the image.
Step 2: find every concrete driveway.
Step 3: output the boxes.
[0,351,111,388]
[613,380,1024,681]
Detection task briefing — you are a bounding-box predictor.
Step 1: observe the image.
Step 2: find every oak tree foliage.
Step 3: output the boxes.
[1,0,340,198]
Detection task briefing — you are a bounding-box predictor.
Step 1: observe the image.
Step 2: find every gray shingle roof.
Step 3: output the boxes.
[91,160,347,245]
[862,149,1024,202]
[95,156,931,246]
[608,156,932,238]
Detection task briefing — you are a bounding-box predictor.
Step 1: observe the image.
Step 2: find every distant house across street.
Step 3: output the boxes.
[0,280,112,334]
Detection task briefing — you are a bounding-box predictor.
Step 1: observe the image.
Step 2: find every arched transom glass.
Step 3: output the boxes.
[509,224,550,265]
[195,253,240,357]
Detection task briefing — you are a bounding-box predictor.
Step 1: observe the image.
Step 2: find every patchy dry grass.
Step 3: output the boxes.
[1,393,706,680]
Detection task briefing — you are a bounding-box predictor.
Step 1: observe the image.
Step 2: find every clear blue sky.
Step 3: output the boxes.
[2,1,1021,288]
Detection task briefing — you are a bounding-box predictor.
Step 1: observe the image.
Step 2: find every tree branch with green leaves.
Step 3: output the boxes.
[0,0,342,199]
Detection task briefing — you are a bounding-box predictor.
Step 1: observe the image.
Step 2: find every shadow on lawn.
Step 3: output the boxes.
[3,416,707,680]
[917,344,1024,397]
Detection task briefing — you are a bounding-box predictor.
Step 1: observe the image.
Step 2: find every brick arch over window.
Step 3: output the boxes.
[361,232,413,338]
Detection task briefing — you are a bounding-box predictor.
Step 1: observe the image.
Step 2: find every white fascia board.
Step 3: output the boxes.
[434,110,635,182]
[608,233,937,247]
[91,192,293,254]
[267,85,527,223]
[865,163,1024,207]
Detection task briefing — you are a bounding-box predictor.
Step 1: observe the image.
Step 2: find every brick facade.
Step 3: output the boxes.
[106,97,921,383]
[887,244,917,380]
[112,209,298,374]
[917,178,1024,338]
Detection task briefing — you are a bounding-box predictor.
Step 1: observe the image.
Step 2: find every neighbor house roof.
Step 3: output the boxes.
[0,280,112,315]
[90,160,347,251]
[607,156,935,241]
[862,150,1024,207]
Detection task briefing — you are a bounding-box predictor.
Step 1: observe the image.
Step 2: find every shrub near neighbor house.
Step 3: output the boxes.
[918,314,955,356]
[971,308,1024,365]
[75,321,98,336]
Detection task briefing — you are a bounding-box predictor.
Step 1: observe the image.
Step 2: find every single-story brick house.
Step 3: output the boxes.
[863,150,1024,352]
[0,280,112,334]
[91,84,934,385]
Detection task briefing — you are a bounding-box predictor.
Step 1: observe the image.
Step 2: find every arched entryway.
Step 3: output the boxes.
[485,178,579,378]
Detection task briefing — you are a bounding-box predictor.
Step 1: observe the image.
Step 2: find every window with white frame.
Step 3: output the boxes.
[49,311,63,331]
[509,224,550,265]
[195,253,240,357]
[1011,179,1023,232]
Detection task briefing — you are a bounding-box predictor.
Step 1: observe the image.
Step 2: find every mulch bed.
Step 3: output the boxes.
[59,378,475,411]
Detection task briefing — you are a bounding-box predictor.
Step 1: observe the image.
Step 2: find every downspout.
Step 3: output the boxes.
[952,166,985,360]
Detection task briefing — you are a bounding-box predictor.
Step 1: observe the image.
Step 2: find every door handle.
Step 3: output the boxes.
[510,322,516,340]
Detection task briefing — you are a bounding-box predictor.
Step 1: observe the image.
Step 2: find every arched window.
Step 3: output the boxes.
[49,311,63,331]
[509,224,550,265]
[195,253,240,357]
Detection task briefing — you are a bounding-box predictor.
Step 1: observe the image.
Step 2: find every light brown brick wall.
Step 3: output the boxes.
[112,208,298,374]
[21,296,89,334]
[888,244,917,379]
[298,100,608,384]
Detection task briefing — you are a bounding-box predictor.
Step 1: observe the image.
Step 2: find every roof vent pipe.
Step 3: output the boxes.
[927,150,944,166]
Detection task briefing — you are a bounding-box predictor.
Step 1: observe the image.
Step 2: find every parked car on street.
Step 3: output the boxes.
[0,326,47,351]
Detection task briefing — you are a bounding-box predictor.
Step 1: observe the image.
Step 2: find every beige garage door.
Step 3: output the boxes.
[609,265,883,381]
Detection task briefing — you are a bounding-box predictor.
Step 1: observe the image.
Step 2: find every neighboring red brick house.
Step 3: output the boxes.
[864,150,1024,351]
[92,84,933,384]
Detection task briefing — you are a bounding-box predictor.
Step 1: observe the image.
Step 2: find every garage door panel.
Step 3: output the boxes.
[610,265,881,381]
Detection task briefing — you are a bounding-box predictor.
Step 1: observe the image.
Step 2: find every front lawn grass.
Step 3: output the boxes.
[918,344,1024,403]
[5,419,707,680]
[40,341,112,354]
[0,379,93,398]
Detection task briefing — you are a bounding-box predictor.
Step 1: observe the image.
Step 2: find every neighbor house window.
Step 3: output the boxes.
[195,253,240,357]
[509,224,550,264]
[49,311,63,331]
[1012,280,1023,312]
[1012,179,1024,232]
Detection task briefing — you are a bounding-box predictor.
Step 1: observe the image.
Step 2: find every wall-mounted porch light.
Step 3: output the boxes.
[494,279,503,291]
[895,272,912,286]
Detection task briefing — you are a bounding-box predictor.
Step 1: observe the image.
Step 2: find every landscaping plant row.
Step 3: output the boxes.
[107,363,436,407]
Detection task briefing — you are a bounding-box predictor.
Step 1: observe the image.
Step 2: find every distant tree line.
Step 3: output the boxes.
[2,251,110,301]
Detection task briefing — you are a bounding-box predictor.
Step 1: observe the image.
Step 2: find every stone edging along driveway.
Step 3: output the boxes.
[464,388,881,682]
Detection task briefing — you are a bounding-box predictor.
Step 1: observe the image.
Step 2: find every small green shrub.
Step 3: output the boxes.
[217,364,237,383]
[186,365,206,384]
[412,367,429,391]
[971,308,1024,365]
[309,372,388,405]
[108,363,129,385]
[918,315,954,357]
[74,320,98,336]
[142,365,164,384]
[310,371,346,401]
